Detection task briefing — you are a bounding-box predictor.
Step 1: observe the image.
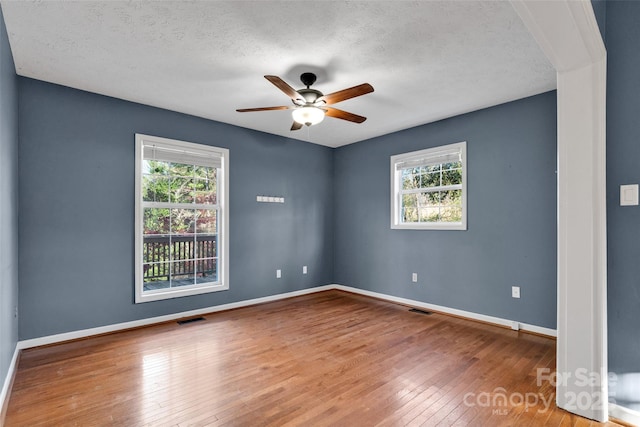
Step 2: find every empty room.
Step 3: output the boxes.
[1,1,639,426]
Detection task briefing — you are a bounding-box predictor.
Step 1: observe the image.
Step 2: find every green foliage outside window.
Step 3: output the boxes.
[401,162,462,223]
[142,160,217,235]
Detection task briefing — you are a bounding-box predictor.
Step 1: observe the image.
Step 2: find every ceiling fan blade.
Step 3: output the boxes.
[265,75,305,103]
[291,121,303,131]
[324,107,367,123]
[236,106,291,112]
[317,83,374,105]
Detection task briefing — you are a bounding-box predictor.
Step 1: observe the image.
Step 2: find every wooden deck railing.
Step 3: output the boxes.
[143,234,217,280]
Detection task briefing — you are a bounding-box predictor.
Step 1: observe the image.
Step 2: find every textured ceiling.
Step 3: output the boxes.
[1,1,556,148]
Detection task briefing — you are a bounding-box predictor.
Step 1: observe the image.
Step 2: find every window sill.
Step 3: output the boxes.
[391,222,467,231]
[135,281,228,303]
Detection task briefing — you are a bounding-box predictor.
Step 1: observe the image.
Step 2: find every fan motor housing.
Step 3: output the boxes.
[297,88,323,104]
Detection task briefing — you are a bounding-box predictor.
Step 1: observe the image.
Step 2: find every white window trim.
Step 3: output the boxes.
[134,133,229,303]
[390,141,467,230]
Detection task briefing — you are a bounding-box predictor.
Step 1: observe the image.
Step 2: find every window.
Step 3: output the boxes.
[135,134,229,303]
[390,141,466,230]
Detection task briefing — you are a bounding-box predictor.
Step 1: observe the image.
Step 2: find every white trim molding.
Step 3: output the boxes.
[1,345,20,421]
[555,58,608,423]
[332,284,556,338]
[510,0,605,72]
[511,0,608,422]
[17,284,555,351]
[609,403,640,427]
[17,285,334,350]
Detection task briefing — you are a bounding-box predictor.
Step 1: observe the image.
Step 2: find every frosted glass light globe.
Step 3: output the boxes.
[292,107,325,126]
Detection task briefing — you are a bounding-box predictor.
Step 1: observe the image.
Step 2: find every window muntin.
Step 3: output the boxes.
[135,134,229,303]
[391,142,466,230]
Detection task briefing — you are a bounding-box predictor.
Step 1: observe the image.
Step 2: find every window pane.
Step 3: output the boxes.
[170,209,195,234]
[195,191,216,205]
[143,262,171,291]
[196,258,218,283]
[441,189,462,205]
[441,206,463,222]
[421,171,441,188]
[402,207,418,222]
[196,210,217,235]
[196,235,217,260]
[418,208,429,222]
[402,173,419,190]
[402,194,417,208]
[417,192,440,207]
[170,236,196,261]
[170,261,195,287]
[442,169,462,186]
[195,165,216,180]
[170,162,194,177]
[170,177,194,204]
[144,208,170,235]
[442,161,462,171]
[143,160,170,175]
[143,262,170,281]
[424,207,440,222]
[421,165,440,174]
[194,176,217,204]
[142,175,170,202]
[143,235,170,263]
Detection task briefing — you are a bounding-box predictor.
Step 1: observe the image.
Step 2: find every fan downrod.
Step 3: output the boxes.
[300,72,317,88]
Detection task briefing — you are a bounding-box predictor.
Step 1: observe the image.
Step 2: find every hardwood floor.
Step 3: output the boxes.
[5,291,620,426]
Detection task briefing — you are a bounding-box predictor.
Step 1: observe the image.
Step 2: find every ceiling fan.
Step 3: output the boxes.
[236,73,374,131]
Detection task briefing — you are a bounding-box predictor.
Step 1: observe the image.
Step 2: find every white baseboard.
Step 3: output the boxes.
[332,284,557,337]
[18,285,334,350]
[1,345,20,419]
[610,403,640,426]
[17,283,555,351]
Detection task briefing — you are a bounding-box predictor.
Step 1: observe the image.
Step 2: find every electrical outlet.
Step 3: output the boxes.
[276,269,281,278]
[512,286,520,299]
[303,266,307,274]
[412,273,418,283]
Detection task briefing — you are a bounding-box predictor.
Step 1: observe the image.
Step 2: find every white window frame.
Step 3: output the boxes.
[390,141,467,230]
[134,133,229,303]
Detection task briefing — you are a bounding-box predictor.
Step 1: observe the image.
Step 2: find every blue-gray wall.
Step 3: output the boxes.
[604,0,640,409]
[0,5,19,391]
[16,78,558,340]
[334,92,557,329]
[17,78,334,340]
[591,0,606,43]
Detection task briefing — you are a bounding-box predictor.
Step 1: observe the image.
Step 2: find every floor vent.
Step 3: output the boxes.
[177,316,206,325]
[409,308,432,315]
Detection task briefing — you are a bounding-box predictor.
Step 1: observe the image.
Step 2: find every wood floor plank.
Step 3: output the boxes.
[4,290,621,426]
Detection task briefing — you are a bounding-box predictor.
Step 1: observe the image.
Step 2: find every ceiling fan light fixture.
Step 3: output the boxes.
[237,73,373,131]
[292,106,325,126]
